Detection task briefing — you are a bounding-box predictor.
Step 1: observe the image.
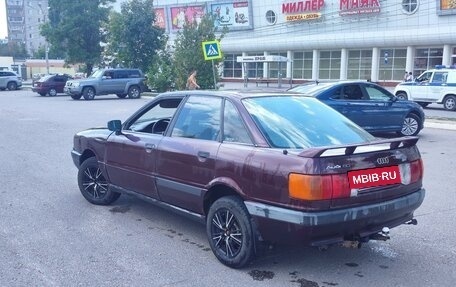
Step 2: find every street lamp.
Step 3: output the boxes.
[37,3,50,74]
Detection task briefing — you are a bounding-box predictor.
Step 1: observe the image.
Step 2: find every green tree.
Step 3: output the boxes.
[105,0,166,72]
[146,47,175,92]
[41,0,114,75]
[172,14,225,90]
[0,42,28,58]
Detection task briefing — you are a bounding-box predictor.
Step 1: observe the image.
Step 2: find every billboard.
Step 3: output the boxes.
[210,1,253,31]
[169,5,206,31]
[154,7,167,30]
[437,0,456,15]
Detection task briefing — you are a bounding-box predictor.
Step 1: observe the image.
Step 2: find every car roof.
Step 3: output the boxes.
[157,89,309,100]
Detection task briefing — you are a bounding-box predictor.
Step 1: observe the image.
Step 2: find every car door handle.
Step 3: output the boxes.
[145,143,155,153]
[197,151,210,159]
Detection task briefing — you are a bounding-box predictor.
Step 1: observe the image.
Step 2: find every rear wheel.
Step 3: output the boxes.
[399,113,421,136]
[206,196,255,268]
[71,94,82,100]
[443,95,456,111]
[48,88,57,97]
[396,92,408,100]
[116,94,127,99]
[83,87,95,100]
[7,81,17,91]
[127,85,141,99]
[77,157,120,205]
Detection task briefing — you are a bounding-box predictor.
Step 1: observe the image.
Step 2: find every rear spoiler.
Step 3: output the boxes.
[298,136,419,158]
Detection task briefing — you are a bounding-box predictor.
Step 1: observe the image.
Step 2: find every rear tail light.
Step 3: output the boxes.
[399,159,423,185]
[289,159,423,201]
[289,173,350,201]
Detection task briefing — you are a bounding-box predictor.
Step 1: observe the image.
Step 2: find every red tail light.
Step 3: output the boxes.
[289,173,350,201]
[410,159,423,183]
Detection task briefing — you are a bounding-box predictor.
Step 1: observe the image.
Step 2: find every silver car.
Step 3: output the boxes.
[0,71,22,91]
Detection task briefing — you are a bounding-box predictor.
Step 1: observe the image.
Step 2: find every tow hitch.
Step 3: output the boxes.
[369,227,390,241]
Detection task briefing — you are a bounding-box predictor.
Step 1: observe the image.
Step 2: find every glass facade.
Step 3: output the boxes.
[292,51,313,79]
[378,48,407,81]
[245,53,264,78]
[319,51,341,80]
[414,48,443,76]
[268,52,287,78]
[223,54,242,78]
[347,50,372,80]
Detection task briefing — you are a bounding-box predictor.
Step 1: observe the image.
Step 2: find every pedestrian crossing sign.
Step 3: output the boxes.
[202,40,222,60]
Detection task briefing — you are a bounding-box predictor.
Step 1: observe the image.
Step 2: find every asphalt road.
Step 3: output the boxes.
[0,90,455,287]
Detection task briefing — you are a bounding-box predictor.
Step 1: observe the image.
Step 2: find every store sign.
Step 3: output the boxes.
[437,0,456,15]
[169,5,206,31]
[282,0,324,22]
[210,1,253,30]
[154,8,166,29]
[339,0,380,16]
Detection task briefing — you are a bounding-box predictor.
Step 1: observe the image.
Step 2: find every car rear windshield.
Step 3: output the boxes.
[242,96,374,149]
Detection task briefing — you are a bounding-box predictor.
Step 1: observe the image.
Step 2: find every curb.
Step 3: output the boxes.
[424,118,456,131]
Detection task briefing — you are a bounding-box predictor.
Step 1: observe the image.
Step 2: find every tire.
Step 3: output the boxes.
[417,102,429,108]
[206,196,255,268]
[116,94,127,99]
[127,85,141,99]
[77,157,120,205]
[443,95,456,111]
[0,88,6,91]
[83,87,95,100]
[39,93,46,97]
[71,94,82,100]
[7,81,17,91]
[48,88,57,97]
[399,113,421,136]
[396,92,408,100]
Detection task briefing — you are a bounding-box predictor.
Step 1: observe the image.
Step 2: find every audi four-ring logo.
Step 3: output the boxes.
[377,157,390,164]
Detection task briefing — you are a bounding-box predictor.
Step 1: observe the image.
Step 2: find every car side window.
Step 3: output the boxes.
[329,87,343,99]
[417,71,432,82]
[431,72,447,83]
[342,85,365,100]
[223,100,252,144]
[172,95,221,141]
[103,71,114,79]
[365,85,391,101]
[126,98,182,134]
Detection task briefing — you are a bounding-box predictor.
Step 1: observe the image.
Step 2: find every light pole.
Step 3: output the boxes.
[38,3,50,74]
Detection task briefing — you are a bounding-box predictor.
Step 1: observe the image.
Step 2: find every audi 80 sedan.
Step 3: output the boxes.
[71,90,425,268]
[289,81,425,136]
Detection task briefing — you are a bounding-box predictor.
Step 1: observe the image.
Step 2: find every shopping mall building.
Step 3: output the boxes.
[145,0,455,84]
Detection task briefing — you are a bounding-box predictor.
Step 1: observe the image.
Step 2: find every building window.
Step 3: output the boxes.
[268,52,287,78]
[293,51,313,79]
[246,53,264,78]
[223,54,242,78]
[319,51,341,80]
[414,48,443,76]
[348,50,372,80]
[379,48,407,81]
[266,10,276,25]
[402,0,418,14]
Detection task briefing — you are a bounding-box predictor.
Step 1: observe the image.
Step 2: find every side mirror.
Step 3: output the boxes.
[107,120,122,134]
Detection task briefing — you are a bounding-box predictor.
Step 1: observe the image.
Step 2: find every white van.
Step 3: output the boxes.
[393,66,456,111]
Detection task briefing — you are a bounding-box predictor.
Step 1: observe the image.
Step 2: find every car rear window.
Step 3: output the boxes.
[242,96,374,149]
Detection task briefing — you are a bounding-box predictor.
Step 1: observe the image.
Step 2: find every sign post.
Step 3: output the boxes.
[202,40,222,89]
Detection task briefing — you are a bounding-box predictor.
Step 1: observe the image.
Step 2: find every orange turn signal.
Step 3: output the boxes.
[288,173,333,201]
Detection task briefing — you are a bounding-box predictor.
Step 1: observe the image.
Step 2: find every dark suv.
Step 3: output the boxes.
[64,68,146,100]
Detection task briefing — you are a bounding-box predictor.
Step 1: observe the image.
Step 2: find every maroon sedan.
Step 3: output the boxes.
[71,90,425,268]
[32,74,72,96]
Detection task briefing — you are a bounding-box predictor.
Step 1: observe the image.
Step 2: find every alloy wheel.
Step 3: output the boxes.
[401,116,419,136]
[81,166,108,200]
[210,209,243,258]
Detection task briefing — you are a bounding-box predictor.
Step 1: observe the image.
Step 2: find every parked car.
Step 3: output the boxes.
[0,70,22,91]
[71,90,425,268]
[32,74,73,96]
[393,66,456,111]
[32,73,46,85]
[64,68,147,100]
[289,81,425,136]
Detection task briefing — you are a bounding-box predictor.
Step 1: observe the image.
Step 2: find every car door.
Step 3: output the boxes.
[104,97,183,199]
[98,70,117,94]
[0,71,6,87]
[155,95,222,214]
[410,71,433,100]
[427,71,447,101]
[53,75,67,93]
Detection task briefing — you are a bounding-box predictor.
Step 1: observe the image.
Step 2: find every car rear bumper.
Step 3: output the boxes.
[245,188,425,245]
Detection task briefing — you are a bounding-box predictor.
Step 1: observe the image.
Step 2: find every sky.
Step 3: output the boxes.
[1,0,6,39]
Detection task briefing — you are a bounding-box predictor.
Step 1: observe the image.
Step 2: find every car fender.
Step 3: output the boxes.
[394,84,411,98]
[438,90,456,103]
